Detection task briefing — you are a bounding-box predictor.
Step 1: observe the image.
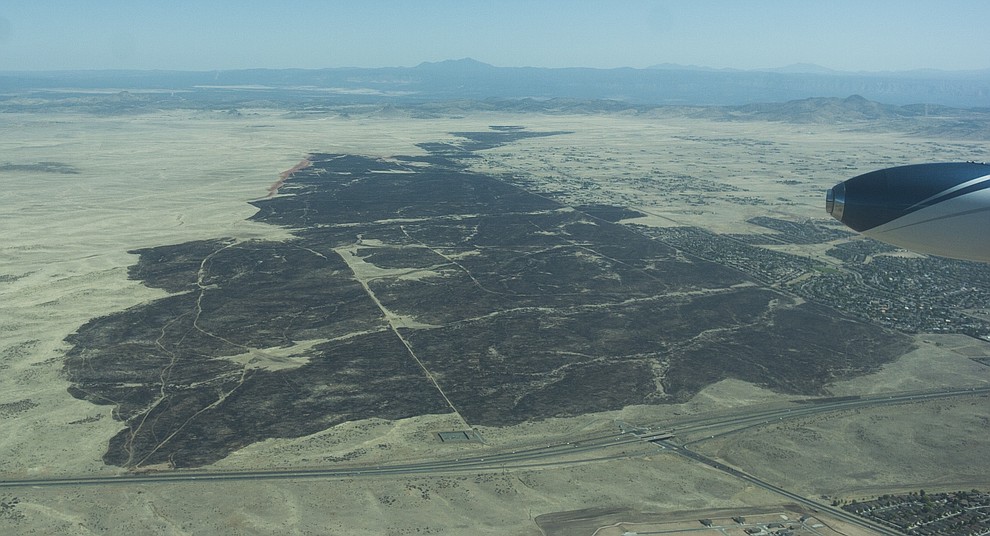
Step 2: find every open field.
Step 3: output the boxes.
[536,506,873,536]
[1,108,989,534]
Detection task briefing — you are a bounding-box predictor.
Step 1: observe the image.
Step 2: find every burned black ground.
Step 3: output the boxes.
[63,128,912,468]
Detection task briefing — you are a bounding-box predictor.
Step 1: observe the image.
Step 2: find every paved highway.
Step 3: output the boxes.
[645,386,990,536]
[655,438,903,536]
[1,383,986,535]
[0,433,655,489]
[668,386,990,446]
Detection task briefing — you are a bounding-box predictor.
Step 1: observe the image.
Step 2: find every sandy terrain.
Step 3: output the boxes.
[695,333,990,500]
[1,109,988,534]
[539,507,871,536]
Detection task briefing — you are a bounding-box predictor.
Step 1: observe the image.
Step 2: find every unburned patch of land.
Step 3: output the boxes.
[536,506,872,536]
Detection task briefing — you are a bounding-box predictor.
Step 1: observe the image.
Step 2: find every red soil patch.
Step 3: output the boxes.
[266,158,312,197]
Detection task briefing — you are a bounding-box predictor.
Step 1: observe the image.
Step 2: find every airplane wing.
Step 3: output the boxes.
[826,162,990,262]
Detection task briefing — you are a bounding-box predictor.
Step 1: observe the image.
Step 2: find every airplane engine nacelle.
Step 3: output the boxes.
[826,162,990,263]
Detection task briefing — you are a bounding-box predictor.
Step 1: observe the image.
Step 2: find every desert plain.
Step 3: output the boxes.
[0,107,988,535]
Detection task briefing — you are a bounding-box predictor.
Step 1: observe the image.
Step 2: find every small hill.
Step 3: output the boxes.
[729,95,910,123]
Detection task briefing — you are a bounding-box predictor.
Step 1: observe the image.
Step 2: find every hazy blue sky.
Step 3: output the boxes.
[1,0,988,72]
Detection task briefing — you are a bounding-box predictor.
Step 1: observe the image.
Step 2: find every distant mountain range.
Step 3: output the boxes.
[2,58,988,108]
[648,61,990,78]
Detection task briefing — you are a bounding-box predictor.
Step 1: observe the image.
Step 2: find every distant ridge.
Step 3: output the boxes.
[1,59,989,107]
[732,94,903,122]
[647,63,743,72]
[648,61,990,78]
[765,63,838,75]
[414,58,495,70]
[647,62,842,75]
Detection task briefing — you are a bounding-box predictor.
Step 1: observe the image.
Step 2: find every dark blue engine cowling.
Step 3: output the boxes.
[827,162,990,232]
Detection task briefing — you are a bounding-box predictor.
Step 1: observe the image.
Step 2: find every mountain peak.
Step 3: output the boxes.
[415,58,494,70]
